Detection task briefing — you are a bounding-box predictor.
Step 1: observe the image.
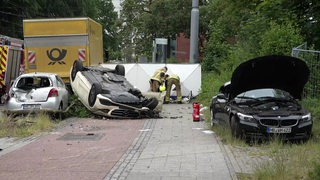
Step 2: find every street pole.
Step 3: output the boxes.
[189,0,199,63]
[152,40,156,63]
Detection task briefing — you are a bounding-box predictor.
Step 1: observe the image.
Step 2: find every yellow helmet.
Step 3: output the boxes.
[159,85,166,91]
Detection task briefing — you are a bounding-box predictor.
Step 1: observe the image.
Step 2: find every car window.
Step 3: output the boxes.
[16,77,33,90]
[16,76,51,90]
[55,75,65,87]
[237,88,292,99]
[40,77,51,87]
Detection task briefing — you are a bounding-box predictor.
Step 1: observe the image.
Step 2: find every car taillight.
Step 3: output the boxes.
[48,88,59,97]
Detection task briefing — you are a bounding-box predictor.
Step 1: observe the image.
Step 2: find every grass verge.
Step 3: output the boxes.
[0,113,55,138]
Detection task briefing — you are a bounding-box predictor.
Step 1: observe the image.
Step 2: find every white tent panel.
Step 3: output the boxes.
[165,64,201,96]
[126,64,150,90]
[100,63,201,97]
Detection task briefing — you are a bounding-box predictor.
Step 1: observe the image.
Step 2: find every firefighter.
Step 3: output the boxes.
[149,67,167,92]
[164,74,182,104]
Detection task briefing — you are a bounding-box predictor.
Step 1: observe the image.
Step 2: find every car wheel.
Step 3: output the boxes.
[52,102,64,121]
[144,97,158,110]
[115,64,125,76]
[88,83,102,107]
[230,116,242,138]
[57,103,64,120]
[71,60,84,81]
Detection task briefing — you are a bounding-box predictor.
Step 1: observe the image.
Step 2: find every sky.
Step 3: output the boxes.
[112,0,122,13]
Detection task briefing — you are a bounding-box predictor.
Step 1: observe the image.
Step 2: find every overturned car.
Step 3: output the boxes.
[210,55,312,141]
[70,60,159,118]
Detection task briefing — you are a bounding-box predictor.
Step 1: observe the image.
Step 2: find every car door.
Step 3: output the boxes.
[211,83,230,124]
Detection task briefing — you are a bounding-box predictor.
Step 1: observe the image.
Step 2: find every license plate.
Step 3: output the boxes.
[267,127,291,133]
[23,104,41,110]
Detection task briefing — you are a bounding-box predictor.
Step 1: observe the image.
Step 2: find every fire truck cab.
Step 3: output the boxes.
[0,35,24,103]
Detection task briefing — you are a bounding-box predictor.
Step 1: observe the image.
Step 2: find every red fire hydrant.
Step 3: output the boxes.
[193,102,200,122]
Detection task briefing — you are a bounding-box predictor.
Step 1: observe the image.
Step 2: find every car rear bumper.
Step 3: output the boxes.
[5,98,61,114]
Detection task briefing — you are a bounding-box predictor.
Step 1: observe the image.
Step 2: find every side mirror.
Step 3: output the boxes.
[217,93,227,99]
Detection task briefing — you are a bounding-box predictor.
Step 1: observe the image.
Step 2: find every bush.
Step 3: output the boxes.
[259,21,303,56]
[64,95,93,118]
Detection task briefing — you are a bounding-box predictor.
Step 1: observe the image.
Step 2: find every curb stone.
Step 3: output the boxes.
[104,117,157,180]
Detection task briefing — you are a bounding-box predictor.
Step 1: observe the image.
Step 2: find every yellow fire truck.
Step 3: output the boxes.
[0,35,24,103]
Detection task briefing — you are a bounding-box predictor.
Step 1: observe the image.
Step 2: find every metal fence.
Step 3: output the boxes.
[292,43,320,99]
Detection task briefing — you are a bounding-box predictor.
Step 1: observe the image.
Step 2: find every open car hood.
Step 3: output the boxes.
[230,55,310,100]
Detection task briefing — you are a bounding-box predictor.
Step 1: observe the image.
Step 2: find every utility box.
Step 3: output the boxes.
[23,17,103,83]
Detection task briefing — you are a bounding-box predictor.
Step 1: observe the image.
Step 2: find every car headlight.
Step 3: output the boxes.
[301,113,311,122]
[237,112,255,122]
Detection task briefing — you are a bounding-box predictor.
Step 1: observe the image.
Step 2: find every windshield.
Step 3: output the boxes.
[16,76,51,90]
[236,88,293,101]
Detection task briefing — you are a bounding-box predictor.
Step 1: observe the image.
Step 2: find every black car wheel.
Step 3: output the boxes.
[144,97,158,110]
[115,64,125,76]
[231,116,242,138]
[88,83,102,107]
[71,60,84,81]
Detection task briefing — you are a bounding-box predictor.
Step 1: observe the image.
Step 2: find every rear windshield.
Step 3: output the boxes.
[16,77,51,90]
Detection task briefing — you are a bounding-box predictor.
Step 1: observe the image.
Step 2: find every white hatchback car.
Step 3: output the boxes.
[5,72,69,116]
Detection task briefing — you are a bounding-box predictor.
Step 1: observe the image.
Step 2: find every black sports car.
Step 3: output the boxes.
[210,55,312,141]
[70,60,159,118]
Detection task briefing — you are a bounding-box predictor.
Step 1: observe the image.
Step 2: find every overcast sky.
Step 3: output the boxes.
[112,0,122,13]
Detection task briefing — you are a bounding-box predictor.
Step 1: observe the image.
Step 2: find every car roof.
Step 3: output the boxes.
[18,72,58,77]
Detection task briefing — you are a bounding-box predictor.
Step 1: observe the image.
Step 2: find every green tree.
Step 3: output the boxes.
[0,0,42,38]
[119,0,208,62]
[259,21,303,56]
[203,0,311,72]
[203,0,255,71]
[96,0,119,61]
[288,0,320,49]
[0,0,99,38]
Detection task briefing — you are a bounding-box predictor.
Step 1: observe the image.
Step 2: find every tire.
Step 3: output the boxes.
[57,102,64,120]
[51,102,64,121]
[88,83,102,107]
[71,60,84,81]
[230,116,242,138]
[115,64,125,76]
[145,97,158,110]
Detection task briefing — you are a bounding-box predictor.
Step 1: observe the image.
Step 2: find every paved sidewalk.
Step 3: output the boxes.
[106,104,237,180]
[0,118,146,180]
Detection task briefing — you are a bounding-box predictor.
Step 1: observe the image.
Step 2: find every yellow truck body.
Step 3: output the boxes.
[23,17,103,83]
